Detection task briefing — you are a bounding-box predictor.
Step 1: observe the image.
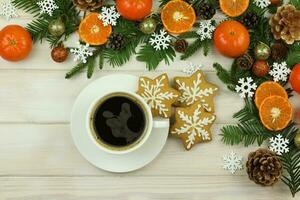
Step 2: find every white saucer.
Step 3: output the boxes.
[70,74,169,173]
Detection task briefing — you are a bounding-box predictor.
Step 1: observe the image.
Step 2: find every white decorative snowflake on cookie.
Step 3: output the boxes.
[70,42,93,64]
[36,0,58,16]
[196,20,215,41]
[0,0,18,20]
[235,77,257,98]
[137,74,179,118]
[149,29,172,51]
[170,103,216,150]
[223,151,243,174]
[254,0,271,9]
[98,6,120,26]
[269,134,289,155]
[174,70,219,112]
[269,62,291,82]
[182,62,203,75]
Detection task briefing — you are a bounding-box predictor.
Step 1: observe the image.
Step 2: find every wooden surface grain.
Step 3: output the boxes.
[0,5,299,200]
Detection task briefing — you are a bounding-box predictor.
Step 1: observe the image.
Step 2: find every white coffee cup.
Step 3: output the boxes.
[86,91,169,154]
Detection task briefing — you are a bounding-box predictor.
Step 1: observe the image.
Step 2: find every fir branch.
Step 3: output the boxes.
[178,31,199,39]
[287,42,300,67]
[65,48,102,79]
[280,149,300,197]
[290,0,300,9]
[181,38,211,60]
[26,18,50,43]
[12,0,40,16]
[87,57,96,79]
[65,62,86,79]
[137,44,176,70]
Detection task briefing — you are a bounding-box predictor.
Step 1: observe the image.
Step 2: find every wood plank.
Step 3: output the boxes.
[0,176,295,200]
[0,70,298,124]
[1,123,299,176]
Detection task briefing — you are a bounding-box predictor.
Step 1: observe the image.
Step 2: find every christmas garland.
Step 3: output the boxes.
[8,0,300,197]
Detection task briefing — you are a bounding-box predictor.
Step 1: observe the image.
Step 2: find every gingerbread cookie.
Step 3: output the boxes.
[174,70,219,112]
[170,102,216,150]
[137,74,180,118]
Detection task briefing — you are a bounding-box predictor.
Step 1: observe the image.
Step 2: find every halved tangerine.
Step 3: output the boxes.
[79,13,112,45]
[255,81,288,108]
[219,0,249,17]
[161,0,196,34]
[259,96,292,131]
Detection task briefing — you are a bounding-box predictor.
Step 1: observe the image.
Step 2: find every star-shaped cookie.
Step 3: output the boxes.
[174,70,219,112]
[170,102,216,150]
[137,74,180,118]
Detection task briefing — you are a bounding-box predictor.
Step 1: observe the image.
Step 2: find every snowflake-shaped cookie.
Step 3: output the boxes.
[0,0,18,20]
[223,151,243,174]
[196,20,215,41]
[269,62,291,82]
[174,70,219,113]
[149,29,172,51]
[137,74,180,118]
[170,102,216,150]
[182,62,203,76]
[36,0,59,16]
[269,134,289,155]
[98,6,120,26]
[70,42,93,63]
[254,0,271,9]
[235,77,257,98]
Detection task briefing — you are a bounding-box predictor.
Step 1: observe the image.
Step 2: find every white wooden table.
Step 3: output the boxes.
[0,6,299,200]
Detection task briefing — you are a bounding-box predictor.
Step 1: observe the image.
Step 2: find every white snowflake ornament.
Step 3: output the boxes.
[196,20,215,41]
[98,6,120,26]
[174,70,219,112]
[235,77,257,98]
[269,134,289,155]
[137,74,180,118]
[269,62,291,82]
[223,152,243,174]
[254,0,271,9]
[171,102,216,150]
[182,62,203,75]
[70,43,93,64]
[149,29,172,51]
[0,0,18,20]
[37,0,58,16]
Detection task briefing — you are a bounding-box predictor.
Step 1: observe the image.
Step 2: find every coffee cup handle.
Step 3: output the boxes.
[153,118,170,129]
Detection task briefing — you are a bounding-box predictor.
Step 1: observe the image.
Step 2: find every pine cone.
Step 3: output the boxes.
[73,0,103,11]
[236,53,254,70]
[174,39,188,53]
[246,148,283,186]
[242,12,259,29]
[271,42,288,60]
[269,4,300,44]
[107,33,126,51]
[197,3,216,20]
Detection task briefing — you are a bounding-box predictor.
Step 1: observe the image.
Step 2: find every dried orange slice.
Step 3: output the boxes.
[220,0,249,17]
[79,13,112,45]
[161,0,196,34]
[255,81,288,108]
[259,96,292,131]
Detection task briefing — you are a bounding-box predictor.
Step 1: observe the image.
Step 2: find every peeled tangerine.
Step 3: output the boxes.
[259,96,292,131]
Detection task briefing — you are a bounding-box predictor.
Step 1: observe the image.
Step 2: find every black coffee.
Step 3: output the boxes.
[92,95,146,147]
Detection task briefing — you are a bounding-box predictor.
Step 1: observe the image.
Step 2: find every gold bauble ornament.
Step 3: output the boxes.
[294,132,300,149]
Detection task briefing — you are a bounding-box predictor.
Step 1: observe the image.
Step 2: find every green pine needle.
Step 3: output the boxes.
[12,0,40,16]
[178,31,199,39]
[137,44,176,70]
[87,58,96,79]
[65,63,86,79]
[181,38,211,60]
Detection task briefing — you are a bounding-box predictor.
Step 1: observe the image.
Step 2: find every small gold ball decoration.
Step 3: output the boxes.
[294,132,300,149]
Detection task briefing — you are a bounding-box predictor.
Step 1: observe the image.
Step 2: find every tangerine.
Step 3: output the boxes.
[161,0,196,34]
[259,96,292,131]
[255,81,288,108]
[213,20,250,58]
[219,0,249,17]
[79,13,112,45]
